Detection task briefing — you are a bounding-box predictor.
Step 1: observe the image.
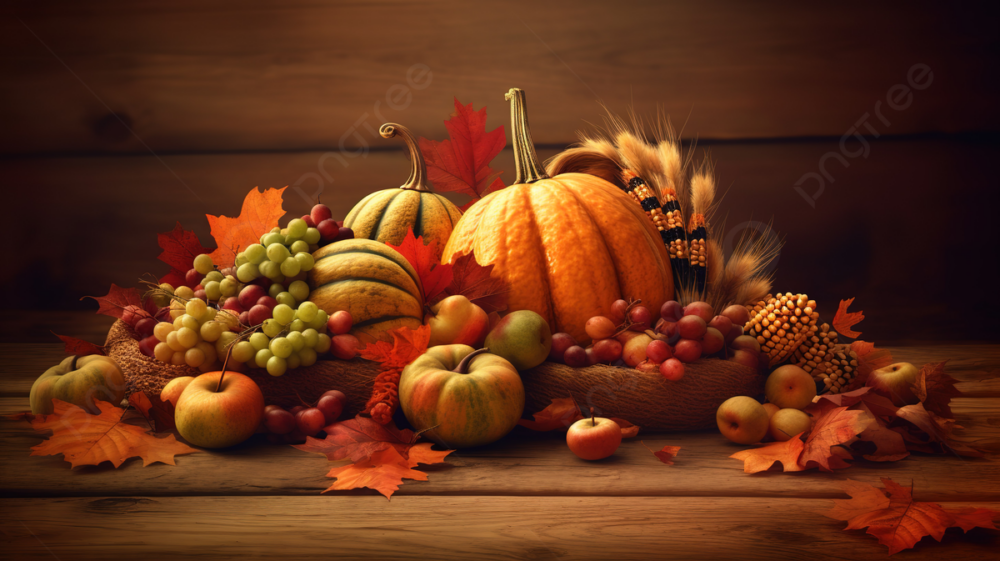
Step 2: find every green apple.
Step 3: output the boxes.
[716,396,769,444]
[768,408,812,441]
[483,310,552,370]
[866,362,920,406]
[174,371,264,448]
[765,364,816,410]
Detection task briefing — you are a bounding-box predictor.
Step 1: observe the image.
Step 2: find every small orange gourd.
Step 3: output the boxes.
[442,89,674,344]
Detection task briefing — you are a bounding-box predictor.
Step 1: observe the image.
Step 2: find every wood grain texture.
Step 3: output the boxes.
[2,1,997,155]
[2,496,997,560]
[4,136,1000,341]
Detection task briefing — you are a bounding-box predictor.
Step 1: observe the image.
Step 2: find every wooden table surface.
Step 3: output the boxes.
[2,339,998,560]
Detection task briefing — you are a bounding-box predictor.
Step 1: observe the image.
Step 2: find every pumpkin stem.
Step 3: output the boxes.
[453,347,491,374]
[380,122,431,192]
[505,88,549,185]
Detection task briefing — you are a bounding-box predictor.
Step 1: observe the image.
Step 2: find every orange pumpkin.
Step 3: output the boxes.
[442,89,674,344]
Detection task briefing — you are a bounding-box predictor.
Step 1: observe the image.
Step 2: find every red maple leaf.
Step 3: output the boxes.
[845,340,894,391]
[51,332,104,356]
[83,283,145,319]
[823,478,998,555]
[895,402,984,457]
[206,186,287,268]
[442,252,510,313]
[358,324,432,370]
[419,98,506,199]
[157,221,212,285]
[911,361,961,419]
[642,442,681,465]
[294,415,418,463]
[833,297,865,339]
[387,228,453,303]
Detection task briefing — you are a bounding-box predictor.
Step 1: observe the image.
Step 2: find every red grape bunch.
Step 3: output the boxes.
[264,390,347,444]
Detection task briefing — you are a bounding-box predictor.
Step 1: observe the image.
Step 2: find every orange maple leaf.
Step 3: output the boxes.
[294,415,418,462]
[911,361,961,419]
[358,324,432,370]
[387,228,453,303]
[846,340,894,391]
[731,406,870,473]
[206,186,287,268]
[323,444,451,500]
[823,478,998,555]
[642,442,681,465]
[30,399,197,468]
[442,252,510,314]
[833,297,865,338]
[518,397,640,436]
[895,402,984,457]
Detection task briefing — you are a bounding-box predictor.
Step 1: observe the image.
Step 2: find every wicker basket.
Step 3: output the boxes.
[106,320,764,431]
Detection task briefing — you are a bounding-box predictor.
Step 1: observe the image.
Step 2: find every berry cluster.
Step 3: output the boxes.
[264,390,347,444]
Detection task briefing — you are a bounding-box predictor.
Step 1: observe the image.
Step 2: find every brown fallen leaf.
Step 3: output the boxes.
[642,442,681,465]
[846,340,894,391]
[896,402,985,457]
[823,478,998,555]
[518,397,641,437]
[128,391,177,433]
[911,361,961,419]
[30,399,197,468]
[854,403,909,462]
[294,415,419,463]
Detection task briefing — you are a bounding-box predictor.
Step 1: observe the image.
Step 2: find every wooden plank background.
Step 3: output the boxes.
[1,1,998,342]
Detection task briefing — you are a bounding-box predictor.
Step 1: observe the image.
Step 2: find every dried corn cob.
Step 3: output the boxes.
[816,344,859,394]
[793,323,839,378]
[687,214,708,292]
[621,170,688,286]
[744,293,819,367]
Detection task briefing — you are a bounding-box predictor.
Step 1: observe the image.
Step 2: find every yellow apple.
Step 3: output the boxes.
[160,376,195,407]
[716,396,769,444]
[425,295,490,348]
[174,371,264,448]
[866,362,920,406]
[765,365,816,410]
[769,408,812,441]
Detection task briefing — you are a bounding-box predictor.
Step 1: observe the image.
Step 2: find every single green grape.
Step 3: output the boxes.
[203,307,217,322]
[235,252,248,267]
[309,310,329,331]
[288,280,310,301]
[261,232,284,247]
[299,347,318,367]
[166,331,185,351]
[276,291,296,308]
[180,314,200,331]
[266,355,287,377]
[262,318,283,338]
[204,281,222,301]
[244,243,267,265]
[255,348,273,368]
[289,240,310,254]
[294,252,315,272]
[286,352,301,370]
[286,331,305,351]
[268,283,285,299]
[303,227,321,244]
[237,263,260,283]
[193,254,215,275]
[288,319,305,332]
[266,243,290,264]
[284,236,302,247]
[301,328,319,348]
[249,332,270,351]
[297,301,318,323]
[204,270,224,283]
[176,327,199,349]
[259,260,282,280]
[219,277,238,297]
[216,331,240,356]
[315,333,332,353]
[231,341,255,363]
[199,321,223,342]
[272,304,295,325]
[185,298,208,319]
[271,226,281,234]
[287,218,308,239]
[269,336,293,358]
[279,257,301,277]
[174,286,195,300]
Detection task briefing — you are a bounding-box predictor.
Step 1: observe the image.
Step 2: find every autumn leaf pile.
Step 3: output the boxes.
[294,415,453,499]
[730,362,984,474]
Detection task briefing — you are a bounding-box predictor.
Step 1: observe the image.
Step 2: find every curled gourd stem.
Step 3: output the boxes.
[505,88,549,185]
[453,348,491,375]
[380,122,431,192]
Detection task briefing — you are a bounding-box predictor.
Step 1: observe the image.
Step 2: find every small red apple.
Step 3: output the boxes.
[424,295,490,347]
[566,409,622,460]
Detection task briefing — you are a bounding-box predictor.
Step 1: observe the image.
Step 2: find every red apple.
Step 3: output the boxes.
[174,371,265,448]
[865,362,920,406]
[716,396,769,444]
[424,295,490,347]
[566,411,622,460]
